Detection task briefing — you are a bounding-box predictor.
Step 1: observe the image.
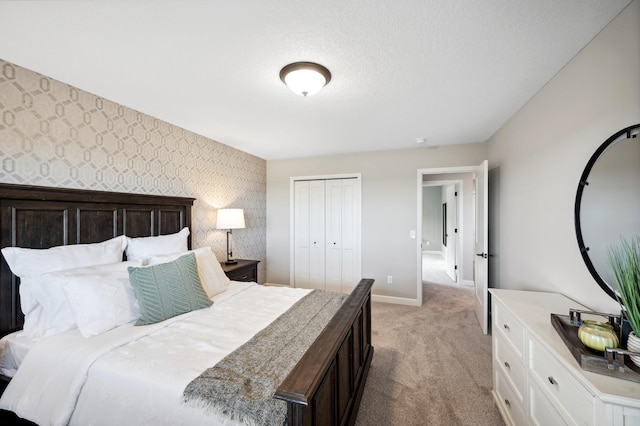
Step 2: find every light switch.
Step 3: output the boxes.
[410,230,416,239]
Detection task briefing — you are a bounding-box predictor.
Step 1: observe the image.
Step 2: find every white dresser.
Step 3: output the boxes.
[490,289,640,426]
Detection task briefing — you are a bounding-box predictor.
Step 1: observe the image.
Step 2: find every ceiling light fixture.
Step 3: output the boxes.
[280,62,331,97]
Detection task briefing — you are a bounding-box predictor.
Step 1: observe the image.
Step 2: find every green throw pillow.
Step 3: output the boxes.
[128,252,212,325]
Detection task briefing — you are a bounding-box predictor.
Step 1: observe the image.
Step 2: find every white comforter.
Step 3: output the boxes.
[0,282,311,426]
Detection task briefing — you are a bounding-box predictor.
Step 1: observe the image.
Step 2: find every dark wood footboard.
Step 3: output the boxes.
[275,278,374,426]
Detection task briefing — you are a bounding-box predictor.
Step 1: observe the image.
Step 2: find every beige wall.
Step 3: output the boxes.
[487,0,639,313]
[266,144,487,301]
[0,60,267,281]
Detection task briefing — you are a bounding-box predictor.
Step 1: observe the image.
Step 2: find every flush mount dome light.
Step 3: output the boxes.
[279,62,331,97]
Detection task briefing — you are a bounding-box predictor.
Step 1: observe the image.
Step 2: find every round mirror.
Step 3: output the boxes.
[575,124,640,299]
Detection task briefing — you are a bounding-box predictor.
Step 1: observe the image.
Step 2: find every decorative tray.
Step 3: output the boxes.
[551,312,640,383]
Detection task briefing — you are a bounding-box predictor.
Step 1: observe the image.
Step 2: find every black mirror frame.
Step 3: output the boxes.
[574,123,640,300]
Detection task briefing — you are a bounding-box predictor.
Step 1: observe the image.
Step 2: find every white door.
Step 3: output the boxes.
[294,180,326,290]
[308,180,326,290]
[325,179,343,292]
[445,185,457,282]
[293,181,311,288]
[474,160,489,334]
[339,178,360,293]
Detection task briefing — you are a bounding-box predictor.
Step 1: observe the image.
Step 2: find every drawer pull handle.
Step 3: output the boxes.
[504,399,511,409]
[548,376,558,386]
[503,324,510,331]
[241,275,248,280]
[504,361,511,370]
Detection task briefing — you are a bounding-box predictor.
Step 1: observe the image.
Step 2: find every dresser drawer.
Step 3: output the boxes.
[495,331,526,403]
[494,301,525,359]
[495,366,528,426]
[529,378,568,426]
[529,336,594,426]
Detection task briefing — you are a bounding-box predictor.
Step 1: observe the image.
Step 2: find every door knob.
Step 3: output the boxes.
[476,253,488,258]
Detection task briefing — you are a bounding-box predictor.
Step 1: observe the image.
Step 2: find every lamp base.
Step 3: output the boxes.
[225,260,238,265]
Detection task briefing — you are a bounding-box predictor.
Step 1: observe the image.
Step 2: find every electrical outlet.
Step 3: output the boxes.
[387,275,393,284]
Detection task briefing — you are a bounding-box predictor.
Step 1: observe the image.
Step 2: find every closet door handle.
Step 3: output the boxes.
[504,361,511,370]
[548,376,558,386]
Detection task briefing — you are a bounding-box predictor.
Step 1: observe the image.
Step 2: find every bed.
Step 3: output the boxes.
[0,183,374,426]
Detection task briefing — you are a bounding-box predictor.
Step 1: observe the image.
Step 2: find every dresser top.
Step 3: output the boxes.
[490,289,640,404]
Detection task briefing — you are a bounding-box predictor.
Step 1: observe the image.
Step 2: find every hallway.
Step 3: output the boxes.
[422,251,457,286]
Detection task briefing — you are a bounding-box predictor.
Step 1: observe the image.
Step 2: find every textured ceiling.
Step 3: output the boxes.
[0,1,631,160]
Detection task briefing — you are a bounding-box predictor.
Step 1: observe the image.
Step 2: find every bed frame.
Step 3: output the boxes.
[0,183,374,426]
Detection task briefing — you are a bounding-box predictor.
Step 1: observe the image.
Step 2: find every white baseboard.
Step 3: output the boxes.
[372,294,422,306]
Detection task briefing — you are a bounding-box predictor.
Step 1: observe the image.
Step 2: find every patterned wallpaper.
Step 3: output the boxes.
[0,59,267,282]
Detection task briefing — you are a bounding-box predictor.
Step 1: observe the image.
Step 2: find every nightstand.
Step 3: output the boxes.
[220,259,260,283]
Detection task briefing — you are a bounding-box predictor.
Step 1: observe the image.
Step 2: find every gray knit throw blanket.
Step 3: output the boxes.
[182,289,345,426]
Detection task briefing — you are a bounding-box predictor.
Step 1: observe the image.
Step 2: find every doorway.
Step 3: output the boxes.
[421,181,462,286]
[416,161,489,334]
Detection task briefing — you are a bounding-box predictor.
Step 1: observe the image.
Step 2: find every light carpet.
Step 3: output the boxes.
[355,282,504,425]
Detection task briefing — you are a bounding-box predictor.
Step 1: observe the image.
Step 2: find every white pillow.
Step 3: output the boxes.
[1,235,127,279]
[125,228,189,261]
[64,272,141,337]
[148,247,230,298]
[21,260,142,339]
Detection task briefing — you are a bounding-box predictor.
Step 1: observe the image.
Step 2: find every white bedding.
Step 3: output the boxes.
[0,282,311,426]
[0,331,33,377]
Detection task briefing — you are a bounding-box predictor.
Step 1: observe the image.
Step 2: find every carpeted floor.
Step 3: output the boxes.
[354,282,505,426]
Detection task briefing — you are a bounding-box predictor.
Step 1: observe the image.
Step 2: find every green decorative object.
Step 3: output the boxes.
[578,320,618,352]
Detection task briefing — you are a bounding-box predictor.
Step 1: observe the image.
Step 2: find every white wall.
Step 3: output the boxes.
[266,144,486,301]
[487,0,640,313]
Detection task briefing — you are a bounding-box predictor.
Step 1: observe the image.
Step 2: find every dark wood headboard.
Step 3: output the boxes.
[0,183,195,336]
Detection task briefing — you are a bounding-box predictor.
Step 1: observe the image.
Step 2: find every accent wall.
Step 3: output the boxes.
[0,59,267,281]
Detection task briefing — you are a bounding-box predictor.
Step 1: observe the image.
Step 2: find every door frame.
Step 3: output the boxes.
[416,165,482,306]
[421,180,463,285]
[289,173,362,288]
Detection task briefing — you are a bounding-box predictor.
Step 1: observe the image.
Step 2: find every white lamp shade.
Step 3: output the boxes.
[280,62,331,97]
[216,208,245,229]
[284,69,327,96]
